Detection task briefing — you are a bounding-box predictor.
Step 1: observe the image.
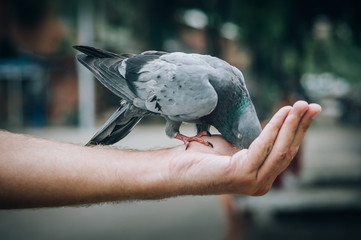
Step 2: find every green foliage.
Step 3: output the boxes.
[63,0,361,117]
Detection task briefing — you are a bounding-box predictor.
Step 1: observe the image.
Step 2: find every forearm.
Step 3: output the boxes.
[0,130,180,208]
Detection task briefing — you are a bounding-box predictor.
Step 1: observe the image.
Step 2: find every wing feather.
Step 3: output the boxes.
[76,54,137,101]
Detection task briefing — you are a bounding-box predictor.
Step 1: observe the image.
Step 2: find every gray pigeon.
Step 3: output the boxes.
[74,45,262,149]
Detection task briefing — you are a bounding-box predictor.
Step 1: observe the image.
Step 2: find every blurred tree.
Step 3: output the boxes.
[117,0,360,119]
[6,0,357,121]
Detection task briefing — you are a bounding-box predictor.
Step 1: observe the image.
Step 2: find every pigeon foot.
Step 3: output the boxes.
[175,131,213,150]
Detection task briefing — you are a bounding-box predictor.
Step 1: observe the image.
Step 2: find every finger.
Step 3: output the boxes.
[257,101,309,178]
[289,103,322,155]
[246,105,292,171]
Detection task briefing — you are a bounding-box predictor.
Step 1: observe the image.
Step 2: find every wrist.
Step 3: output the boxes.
[107,147,178,200]
[166,146,234,196]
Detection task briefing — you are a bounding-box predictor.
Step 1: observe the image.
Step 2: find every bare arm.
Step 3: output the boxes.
[0,133,177,208]
[0,101,321,209]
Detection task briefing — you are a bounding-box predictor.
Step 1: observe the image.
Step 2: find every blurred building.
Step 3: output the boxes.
[0,0,77,127]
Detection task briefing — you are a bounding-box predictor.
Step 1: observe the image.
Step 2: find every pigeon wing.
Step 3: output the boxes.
[75,46,169,102]
[76,54,137,102]
[126,52,219,122]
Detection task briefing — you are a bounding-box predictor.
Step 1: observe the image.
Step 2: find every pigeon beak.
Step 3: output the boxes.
[234,105,262,149]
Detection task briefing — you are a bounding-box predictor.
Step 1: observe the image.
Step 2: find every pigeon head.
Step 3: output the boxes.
[208,91,262,150]
[202,65,262,150]
[231,101,262,149]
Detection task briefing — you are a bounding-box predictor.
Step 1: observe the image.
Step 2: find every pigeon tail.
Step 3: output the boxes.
[86,101,143,146]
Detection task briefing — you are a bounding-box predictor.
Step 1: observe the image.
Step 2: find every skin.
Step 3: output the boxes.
[0,101,321,209]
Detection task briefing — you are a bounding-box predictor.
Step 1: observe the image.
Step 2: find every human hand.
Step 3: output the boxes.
[168,101,321,196]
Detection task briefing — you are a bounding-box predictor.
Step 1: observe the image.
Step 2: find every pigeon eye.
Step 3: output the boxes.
[237,133,242,139]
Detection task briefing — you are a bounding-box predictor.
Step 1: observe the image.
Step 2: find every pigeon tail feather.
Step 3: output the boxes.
[86,101,143,146]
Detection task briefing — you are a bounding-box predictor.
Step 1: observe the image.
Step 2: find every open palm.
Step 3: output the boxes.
[168,101,321,196]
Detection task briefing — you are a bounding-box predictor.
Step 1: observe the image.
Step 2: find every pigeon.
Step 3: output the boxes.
[74,45,262,149]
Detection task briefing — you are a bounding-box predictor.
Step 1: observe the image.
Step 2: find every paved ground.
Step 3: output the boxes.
[1,119,360,240]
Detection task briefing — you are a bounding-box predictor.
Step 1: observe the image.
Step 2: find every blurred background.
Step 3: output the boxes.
[0,0,360,239]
